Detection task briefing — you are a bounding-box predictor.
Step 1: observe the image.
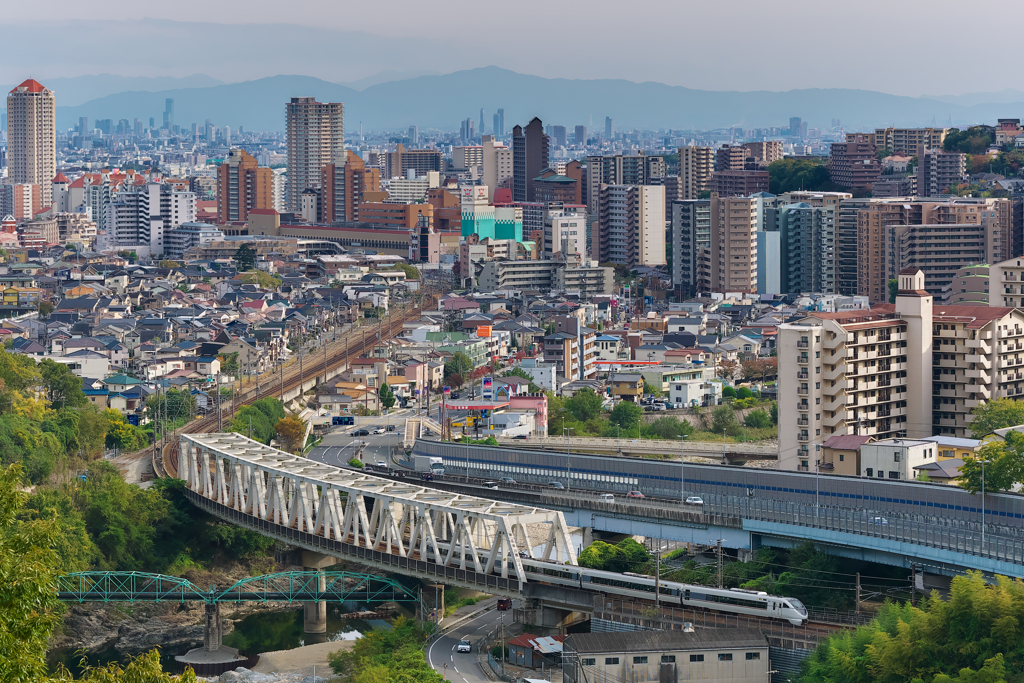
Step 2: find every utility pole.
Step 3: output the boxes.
[716,539,723,588]
[855,572,861,613]
[910,565,917,604]
[280,359,284,402]
[216,375,223,431]
[654,540,661,609]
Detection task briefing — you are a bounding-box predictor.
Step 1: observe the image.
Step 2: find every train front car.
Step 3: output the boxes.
[780,598,808,625]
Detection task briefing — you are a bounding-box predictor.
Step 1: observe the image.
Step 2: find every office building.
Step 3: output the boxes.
[551,125,567,147]
[408,125,418,144]
[512,118,549,203]
[596,184,666,268]
[857,198,1010,303]
[163,98,174,129]
[496,109,505,137]
[460,186,523,242]
[479,108,485,134]
[776,203,837,294]
[543,203,587,258]
[778,269,1024,472]
[164,222,224,261]
[216,149,274,223]
[7,79,56,207]
[671,199,711,296]
[320,150,381,223]
[574,125,586,146]
[586,152,666,213]
[604,117,613,139]
[917,147,967,196]
[386,143,442,179]
[460,118,475,143]
[285,97,345,212]
[710,195,758,293]
[828,135,881,190]
[678,146,714,200]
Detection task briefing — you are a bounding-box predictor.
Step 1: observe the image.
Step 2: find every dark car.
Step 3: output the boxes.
[452,392,461,399]
[512,434,529,440]
[351,429,370,436]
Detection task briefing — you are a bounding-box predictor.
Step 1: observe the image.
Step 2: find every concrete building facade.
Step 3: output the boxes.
[7,79,56,207]
[285,97,344,212]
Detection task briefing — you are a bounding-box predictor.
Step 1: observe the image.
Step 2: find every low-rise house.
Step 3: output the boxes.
[610,372,644,403]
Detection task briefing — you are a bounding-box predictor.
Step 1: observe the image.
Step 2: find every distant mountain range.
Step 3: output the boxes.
[50,67,1024,133]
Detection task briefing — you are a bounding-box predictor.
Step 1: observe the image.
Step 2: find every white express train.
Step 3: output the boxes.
[521,560,808,625]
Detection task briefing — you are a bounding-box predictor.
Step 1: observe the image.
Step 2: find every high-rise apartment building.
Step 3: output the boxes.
[777,269,1024,472]
[677,146,714,201]
[479,135,512,202]
[551,125,567,148]
[715,145,748,172]
[849,128,948,156]
[742,141,783,165]
[216,149,273,223]
[857,198,1011,303]
[512,118,549,203]
[320,151,381,223]
[285,97,344,212]
[828,135,881,191]
[708,195,758,293]
[671,199,712,296]
[99,183,196,256]
[586,153,666,213]
[775,203,837,294]
[575,125,586,146]
[596,185,665,268]
[0,183,41,222]
[479,108,485,135]
[917,147,967,196]
[386,143,442,179]
[7,79,56,207]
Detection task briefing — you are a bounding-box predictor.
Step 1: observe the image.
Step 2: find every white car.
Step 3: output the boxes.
[457,639,472,653]
[372,427,386,435]
[685,496,704,506]
[375,461,388,469]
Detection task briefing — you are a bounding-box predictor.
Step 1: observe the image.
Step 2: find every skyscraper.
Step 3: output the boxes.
[408,125,418,144]
[575,125,586,147]
[512,117,549,203]
[480,108,485,135]
[285,96,345,212]
[497,108,505,137]
[7,79,56,206]
[604,116,613,139]
[163,98,174,129]
[217,149,274,223]
[493,114,501,138]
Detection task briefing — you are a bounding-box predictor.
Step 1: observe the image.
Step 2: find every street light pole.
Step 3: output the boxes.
[678,434,688,502]
[981,458,990,553]
[563,426,575,489]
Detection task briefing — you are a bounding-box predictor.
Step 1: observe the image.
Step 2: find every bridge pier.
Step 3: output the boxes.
[204,603,222,651]
[302,551,333,634]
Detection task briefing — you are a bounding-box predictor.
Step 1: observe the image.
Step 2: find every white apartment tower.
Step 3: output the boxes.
[7,79,56,207]
[285,97,344,213]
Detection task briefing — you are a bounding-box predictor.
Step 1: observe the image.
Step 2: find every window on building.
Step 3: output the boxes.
[839,453,845,462]
[894,453,901,462]
[890,471,900,479]
[746,653,761,660]
[582,658,596,666]
[866,468,873,477]
[633,657,648,664]
[661,656,676,663]
[605,657,620,665]
[690,655,704,662]
[719,654,733,661]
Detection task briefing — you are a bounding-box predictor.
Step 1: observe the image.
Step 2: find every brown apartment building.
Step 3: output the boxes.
[743,141,783,164]
[678,146,714,200]
[709,194,758,293]
[385,143,441,179]
[857,198,1011,303]
[710,170,769,197]
[285,97,344,212]
[513,118,550,203]
[216,149,273,223]
[321,150,381,222]
[828,135,881,191]
[848,128,948,156]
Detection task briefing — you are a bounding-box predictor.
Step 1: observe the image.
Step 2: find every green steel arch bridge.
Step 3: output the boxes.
[56,571,417,605]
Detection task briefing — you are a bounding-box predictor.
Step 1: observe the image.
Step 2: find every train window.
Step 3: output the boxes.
[605,658,620,665]
[718,654,733,662]
[690,655,704,662]
[633,657,648,664]
[661,656,676,663]
[746,653,760,660]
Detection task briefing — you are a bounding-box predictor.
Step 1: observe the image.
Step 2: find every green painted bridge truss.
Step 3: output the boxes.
[56,571,417,605]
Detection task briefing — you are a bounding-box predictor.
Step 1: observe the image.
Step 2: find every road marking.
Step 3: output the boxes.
[463,678,469,683]
[454,667,459,673]
[450,655,454,661]
[451,645,456,651]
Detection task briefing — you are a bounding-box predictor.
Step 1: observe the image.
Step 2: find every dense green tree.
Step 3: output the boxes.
[578,538,650,573]
[889,278,899,303]
[943,127,995,154]
[444,352,473,379]
[645,416,694,440]
[39,358,87,410]
[566,388,603,422]
[767,158,845,195]
[234,243,256,271]
[233,398,286,444]
[958,430,1024,494]
[37,301,53,319]
[19,487,97,571]
[217,351,239,375]
[969,398,1024,438]
[744,409,773,429]
[0,347,41,394]
[736,387,753,399]
[0,463,65,683]
[769,401,778,425]
[379,382,396,410]
[711,405,735,434]
[328,615,443,683]
[503,367,541,393]
[609,400,643,430]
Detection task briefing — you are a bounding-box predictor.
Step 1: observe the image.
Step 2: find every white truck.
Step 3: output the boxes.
[413,455,445,478]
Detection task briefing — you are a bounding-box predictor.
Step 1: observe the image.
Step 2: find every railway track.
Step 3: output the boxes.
[159,305,423,477]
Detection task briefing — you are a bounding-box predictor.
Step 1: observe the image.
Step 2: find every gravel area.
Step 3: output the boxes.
[251,640,355,676]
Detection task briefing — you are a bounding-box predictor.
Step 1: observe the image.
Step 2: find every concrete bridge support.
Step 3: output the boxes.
[203,603,222,651]
[516,601,588,634]
[302,550,333,634]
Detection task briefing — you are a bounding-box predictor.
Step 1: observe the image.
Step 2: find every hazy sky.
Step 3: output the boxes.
[1,0,1020,95]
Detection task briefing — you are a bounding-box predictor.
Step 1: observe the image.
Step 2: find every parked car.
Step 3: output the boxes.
[549,482,565,490]
[685,496,704,506]
[626,491,644,498]
[457,640,472,653]
[452,392,461,399]
[499,477,517,485]
[653,404,667,411]
[351,429,369,436]
[643,405,657,412]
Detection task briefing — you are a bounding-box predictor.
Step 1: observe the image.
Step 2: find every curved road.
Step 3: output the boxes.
[427,600,513,683]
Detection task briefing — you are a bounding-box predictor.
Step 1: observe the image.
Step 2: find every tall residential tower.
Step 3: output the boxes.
[285,97,344,213]
[7,79,56,206]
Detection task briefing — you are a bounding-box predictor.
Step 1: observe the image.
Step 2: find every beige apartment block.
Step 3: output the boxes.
[710,195,757,293]
[678,146,714,200]
[7,79,56,207]
[286,97,344,212]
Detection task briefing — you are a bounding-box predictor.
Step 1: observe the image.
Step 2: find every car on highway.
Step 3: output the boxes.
[457,639,472,653]
[350,429,369,436]
[512,434,529,439]
[372,427,386,435]
[497,598,512,611]
[499,477,516,485]
[685,496,704,506]
[482,481,500,489]
[375,461,388,469]
[626,491,644,498]
[599,493,615,501]
[549,482,565,489]
[869,516,889,525]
